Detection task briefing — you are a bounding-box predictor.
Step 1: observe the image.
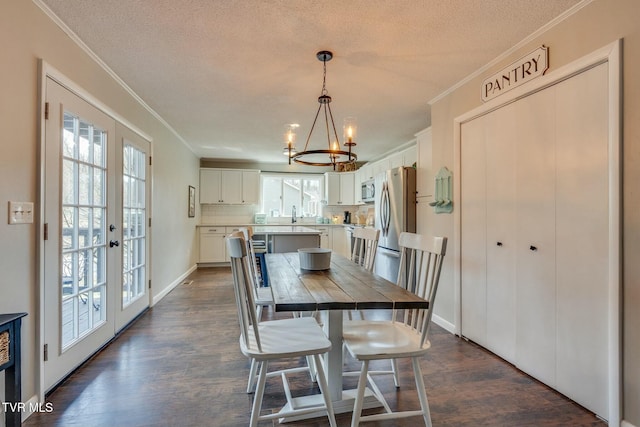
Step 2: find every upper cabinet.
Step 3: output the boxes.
[324,172,355,205]
[200,168,260,204]
[388,146,415,169]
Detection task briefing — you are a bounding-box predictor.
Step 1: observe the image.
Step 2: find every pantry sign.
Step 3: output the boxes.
[482,46,549,102]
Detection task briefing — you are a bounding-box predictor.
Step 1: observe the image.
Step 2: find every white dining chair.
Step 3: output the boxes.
[231,230,277,393]
[237,228,272,320]
[342,232,447,427]
[226,235,337,427]
[236,229,321,390]
[344,226,404,386]
[239,226,267,286]
[350,227,380,272]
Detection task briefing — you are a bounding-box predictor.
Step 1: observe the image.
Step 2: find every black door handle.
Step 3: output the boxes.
[497,242,503,246]
[110,240,120,248]
[530,245,537,251]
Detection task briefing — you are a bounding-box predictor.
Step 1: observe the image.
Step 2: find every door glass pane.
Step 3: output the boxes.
[60,112,108,349]
[122,144,146,308]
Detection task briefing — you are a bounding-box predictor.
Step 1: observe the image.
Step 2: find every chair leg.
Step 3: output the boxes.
[412,357,432,427]
[246,358,258,393]
[250,360,268,427]
[391,358,400,388]
[312,354,337,427]
[351,359,369,427]
[306,355,317,382]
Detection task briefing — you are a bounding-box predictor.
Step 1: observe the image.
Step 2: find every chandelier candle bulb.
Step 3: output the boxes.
[343,117,357,146]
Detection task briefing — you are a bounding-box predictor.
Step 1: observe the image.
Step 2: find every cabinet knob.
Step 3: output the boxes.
[530,245,538,251]
[497,242,503,246]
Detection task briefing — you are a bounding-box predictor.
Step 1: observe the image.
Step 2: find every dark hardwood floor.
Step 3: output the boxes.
[24,267,605,427]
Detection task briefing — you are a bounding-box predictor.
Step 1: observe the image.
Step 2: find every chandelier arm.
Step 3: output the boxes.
[326,102,341,149]
[323,104,332,149]
[303,103,324,152]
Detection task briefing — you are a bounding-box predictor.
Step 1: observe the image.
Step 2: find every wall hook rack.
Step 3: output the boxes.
[428,166,453,214]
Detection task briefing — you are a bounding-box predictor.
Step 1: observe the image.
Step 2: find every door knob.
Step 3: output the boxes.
[497,242,503,246]
[529,245,537,251]
[110,240,120,248]
[109,224,116,232]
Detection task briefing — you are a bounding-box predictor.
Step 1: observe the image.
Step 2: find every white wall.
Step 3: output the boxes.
[428,0,640,424]
[0,0,199,414]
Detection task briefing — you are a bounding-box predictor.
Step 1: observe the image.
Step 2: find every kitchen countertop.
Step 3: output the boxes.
[252,226,321,234]
[196,223,369,228]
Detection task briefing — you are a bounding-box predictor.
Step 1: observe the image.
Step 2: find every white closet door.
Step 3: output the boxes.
[515,86,557,387]
[460,116,487,345]
[485,101,517,363]
[555,63,609,418]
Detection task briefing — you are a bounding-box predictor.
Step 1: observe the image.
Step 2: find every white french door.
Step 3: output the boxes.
[43,78,149,391]
[114,124,150,331]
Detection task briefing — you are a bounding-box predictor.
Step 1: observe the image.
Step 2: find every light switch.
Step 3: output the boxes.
[8,201,34,224]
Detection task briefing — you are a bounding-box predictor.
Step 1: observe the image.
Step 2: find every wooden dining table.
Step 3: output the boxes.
[264,251,429,417]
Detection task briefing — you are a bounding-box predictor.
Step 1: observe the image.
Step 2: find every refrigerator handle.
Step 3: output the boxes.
[379,182,387,237]
[382,182,391,236]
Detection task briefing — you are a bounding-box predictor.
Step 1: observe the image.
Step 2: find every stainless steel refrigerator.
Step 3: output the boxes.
[374,166,416,282]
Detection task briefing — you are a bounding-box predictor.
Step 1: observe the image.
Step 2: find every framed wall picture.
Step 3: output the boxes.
[188,185,196,217]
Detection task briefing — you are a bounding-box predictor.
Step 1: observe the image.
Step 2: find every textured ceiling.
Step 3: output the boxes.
[39,0,582,164]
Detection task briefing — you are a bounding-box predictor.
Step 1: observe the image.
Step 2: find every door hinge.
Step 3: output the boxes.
[148,217,151,227]
[148,279,151,289]
[44,102,49,120]
[43,223,49,240]
[149,156,152,166]
[43,343,48,361]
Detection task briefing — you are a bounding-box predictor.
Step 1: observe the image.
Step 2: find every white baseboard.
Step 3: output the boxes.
[622,420,638,427]
[151,264,197,306]
[8,394,41,422]
[432,314,456,334]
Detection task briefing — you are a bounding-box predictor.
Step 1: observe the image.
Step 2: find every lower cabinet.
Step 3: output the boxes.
[331,226,350,258]
[199,226,243,263]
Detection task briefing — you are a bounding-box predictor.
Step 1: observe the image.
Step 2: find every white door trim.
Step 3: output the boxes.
[37,59,153,403]
[452,40,621,425]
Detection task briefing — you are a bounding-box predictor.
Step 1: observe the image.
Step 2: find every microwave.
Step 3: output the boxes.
[361,179,375,203]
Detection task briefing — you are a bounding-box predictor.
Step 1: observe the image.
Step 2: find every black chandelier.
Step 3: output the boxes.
[285,50,357,170]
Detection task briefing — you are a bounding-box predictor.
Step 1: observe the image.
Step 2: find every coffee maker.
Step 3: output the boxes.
[343,211,351,224]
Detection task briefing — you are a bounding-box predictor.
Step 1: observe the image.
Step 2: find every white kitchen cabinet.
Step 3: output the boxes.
[198,226,245,263]
[459,63,610,418]
[241,170,260,204]
[199,168,260,204]
[359,164,374,182]
[324,172,355,205]
[402,145,417,167]
[198,226,226,263]
[353,169,363,205]
[312,226,331,249]
[331,226,349,258]
[200,169,223,204]
[371,158,390,177]
[388,150,404,169]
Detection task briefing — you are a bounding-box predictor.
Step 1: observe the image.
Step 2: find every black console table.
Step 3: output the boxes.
[0,313,27,427]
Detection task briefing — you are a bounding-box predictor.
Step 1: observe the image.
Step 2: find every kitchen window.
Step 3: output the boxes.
[261,174,323,218]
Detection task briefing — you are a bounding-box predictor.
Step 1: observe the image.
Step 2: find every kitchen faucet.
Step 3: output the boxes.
[291,205,297,223]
